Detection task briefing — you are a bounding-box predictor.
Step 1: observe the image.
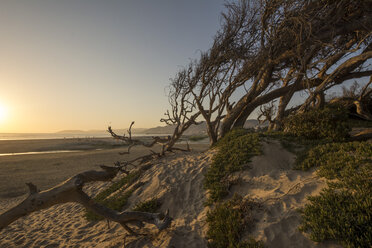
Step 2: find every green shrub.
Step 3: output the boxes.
[214,128,249,148]
[188,135,208,141]
[300,184,372,248]
[205,129,261,203]
[93,170,141,203]
[260,131,325,155]
[132,198,161,213]
[206,195,264,248]
[299,141,372,247]
[85,188,135,221]
[348,119,372,128]
[283,105,350,140]
[295,141,372,176]
[85,170,142,221]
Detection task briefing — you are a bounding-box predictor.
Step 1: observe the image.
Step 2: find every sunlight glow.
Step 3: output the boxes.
[0,104,7,123]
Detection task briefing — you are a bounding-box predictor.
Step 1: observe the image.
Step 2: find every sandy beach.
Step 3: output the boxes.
[0,138,207,199]
[0,137,343,247]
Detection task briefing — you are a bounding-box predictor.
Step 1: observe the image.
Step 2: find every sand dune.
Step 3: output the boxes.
[0,139,341,247]
[230,140,340,248]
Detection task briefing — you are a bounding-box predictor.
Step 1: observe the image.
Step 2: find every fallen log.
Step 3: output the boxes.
[0,165,171,233]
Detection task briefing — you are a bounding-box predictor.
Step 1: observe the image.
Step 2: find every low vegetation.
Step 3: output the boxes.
[283,105,350,141]
[206,195,264,248]
[187,135,208,142]
[295,141,372,174]
[348,119,372,128]
[261,107,372,247]
[260,131,325,155]
[85,170,141,221]
[204,129,261,203]
[297,141,372,247]
[132,198,161,213]
[205,130,263,247]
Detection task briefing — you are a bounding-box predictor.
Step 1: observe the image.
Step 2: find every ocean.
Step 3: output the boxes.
[0,132,168,141]
[0,132,112,140]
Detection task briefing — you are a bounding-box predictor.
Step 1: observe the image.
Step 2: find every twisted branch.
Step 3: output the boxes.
[0,165,171,232]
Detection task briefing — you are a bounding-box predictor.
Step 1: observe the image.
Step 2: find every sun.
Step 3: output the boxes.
[0,104,7,123]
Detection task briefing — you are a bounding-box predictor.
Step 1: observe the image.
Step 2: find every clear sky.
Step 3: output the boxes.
[0,0,225,133]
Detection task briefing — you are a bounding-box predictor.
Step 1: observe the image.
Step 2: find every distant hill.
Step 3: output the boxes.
[56,130,86,134]
[55,128,147,135]
[144,122,208,135]
[55,120,265,136]
[143,119,266,135]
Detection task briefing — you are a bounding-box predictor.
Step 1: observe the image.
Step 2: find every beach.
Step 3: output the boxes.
[0,137,343,247]
[0,138,208,200]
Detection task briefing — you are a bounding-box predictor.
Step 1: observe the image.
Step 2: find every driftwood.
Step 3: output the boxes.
[108,121,190,156]
[0,165,171,233]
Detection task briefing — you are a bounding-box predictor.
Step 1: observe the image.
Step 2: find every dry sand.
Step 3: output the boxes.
[0,138,341,247]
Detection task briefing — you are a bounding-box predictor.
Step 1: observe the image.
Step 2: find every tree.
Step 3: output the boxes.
[163,0,372,143]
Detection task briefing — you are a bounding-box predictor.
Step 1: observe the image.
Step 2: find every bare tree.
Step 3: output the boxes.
[160,67,202,148]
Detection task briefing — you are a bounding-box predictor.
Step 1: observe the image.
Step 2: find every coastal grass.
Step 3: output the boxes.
[132,198,161,213]
[261,124,372,247]
[298,141,372,247]
[260,131,322,153]
[348,118,372,128]
[187,135,208,142]
[85,170,142,221]
[205,130,263,246]
[295,141,372,174]
[204,129,261,203]
[282,105,350,141]
[260,131,328,169]
[206,195,264,248]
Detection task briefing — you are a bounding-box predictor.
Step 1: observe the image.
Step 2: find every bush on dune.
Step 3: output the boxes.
[204,129,261,203]
[283,105,350,141]
[132,198,161,213]
[298,141,372,247]
[295,141,372,174]
[85,170,142,221]
[206,195,264,248]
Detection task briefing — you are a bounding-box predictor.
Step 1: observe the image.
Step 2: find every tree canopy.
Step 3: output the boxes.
[162,0,372,145]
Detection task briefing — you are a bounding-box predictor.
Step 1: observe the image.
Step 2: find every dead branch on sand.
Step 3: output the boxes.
[0,165,171,234]
[108,121,190,156]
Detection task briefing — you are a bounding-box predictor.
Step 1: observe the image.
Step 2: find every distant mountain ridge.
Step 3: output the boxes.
[142,119,266,135]
[55,128,147,135]
[55,120,265,136]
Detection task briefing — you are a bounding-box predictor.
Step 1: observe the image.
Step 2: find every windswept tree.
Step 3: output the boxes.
[163,0,372,144]
[160,67,201,148]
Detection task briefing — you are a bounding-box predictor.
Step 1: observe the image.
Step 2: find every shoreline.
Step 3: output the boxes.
[0,133,177,141]
[0,135,208,154]
[0,138,209,200]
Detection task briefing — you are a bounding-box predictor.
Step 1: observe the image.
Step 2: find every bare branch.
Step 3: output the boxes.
[0,166,172,232]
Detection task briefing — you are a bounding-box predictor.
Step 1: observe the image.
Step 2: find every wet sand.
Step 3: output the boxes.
[0,138,208,199]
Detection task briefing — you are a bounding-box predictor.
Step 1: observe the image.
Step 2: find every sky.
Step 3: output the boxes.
[0,0,225,133]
